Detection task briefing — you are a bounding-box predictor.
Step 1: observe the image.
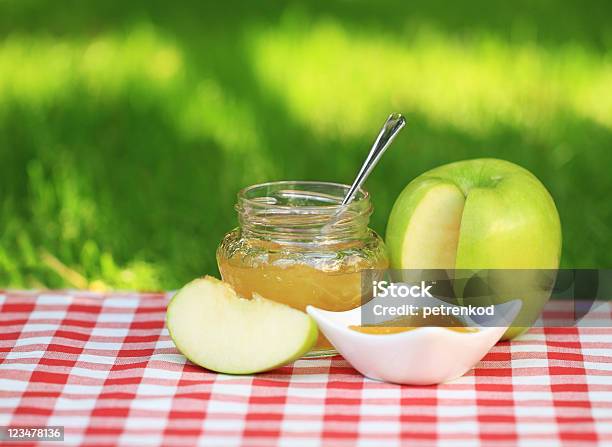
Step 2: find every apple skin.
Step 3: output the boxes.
[386,158,562,339]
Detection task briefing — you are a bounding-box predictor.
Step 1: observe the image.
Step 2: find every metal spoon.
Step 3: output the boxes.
[341,113,406,205]
[321,113,405,233]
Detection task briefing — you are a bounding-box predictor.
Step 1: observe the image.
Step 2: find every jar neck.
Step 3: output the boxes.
[236,181,372,245]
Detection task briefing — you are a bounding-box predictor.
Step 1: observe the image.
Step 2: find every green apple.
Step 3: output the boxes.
[166,276,318,374]
[386,158,562,339]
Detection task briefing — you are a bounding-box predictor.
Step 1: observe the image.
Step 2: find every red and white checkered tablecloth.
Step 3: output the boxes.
[1,290,611,447]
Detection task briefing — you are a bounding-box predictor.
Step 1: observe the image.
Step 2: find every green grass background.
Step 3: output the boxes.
[0,0,611,290]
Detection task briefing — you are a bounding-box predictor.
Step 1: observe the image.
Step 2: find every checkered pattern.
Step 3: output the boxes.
[1,291,611,446]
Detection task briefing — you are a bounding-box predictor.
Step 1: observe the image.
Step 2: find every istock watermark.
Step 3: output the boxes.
[360,269,612,328]
[372,281,434,298]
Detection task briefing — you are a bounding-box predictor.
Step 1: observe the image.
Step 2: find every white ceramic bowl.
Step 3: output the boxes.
[307,297,521,385]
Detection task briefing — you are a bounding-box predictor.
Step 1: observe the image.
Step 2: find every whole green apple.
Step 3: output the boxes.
[386,158,562,339]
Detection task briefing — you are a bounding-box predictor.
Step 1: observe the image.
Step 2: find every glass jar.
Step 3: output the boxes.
[216,181,389,357]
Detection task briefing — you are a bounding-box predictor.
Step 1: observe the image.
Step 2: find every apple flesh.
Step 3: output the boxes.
[166,276,318,374]
[386,159,562,339]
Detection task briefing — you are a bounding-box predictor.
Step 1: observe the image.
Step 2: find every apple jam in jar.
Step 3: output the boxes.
[217,181,389,356]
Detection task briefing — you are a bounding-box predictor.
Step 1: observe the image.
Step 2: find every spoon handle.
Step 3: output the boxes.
[341,113,406,205]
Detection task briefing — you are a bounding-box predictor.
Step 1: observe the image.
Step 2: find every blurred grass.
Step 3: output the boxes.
[0,0,611,290]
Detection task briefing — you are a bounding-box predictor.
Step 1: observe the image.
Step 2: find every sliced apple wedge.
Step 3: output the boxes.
[167,276,318,374]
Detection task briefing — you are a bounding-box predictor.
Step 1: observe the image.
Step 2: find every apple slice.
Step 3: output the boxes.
[166,276,318,374]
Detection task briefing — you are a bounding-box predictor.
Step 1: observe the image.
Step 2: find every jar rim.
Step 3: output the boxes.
[237,180,370,211]
[235,181,372,242]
